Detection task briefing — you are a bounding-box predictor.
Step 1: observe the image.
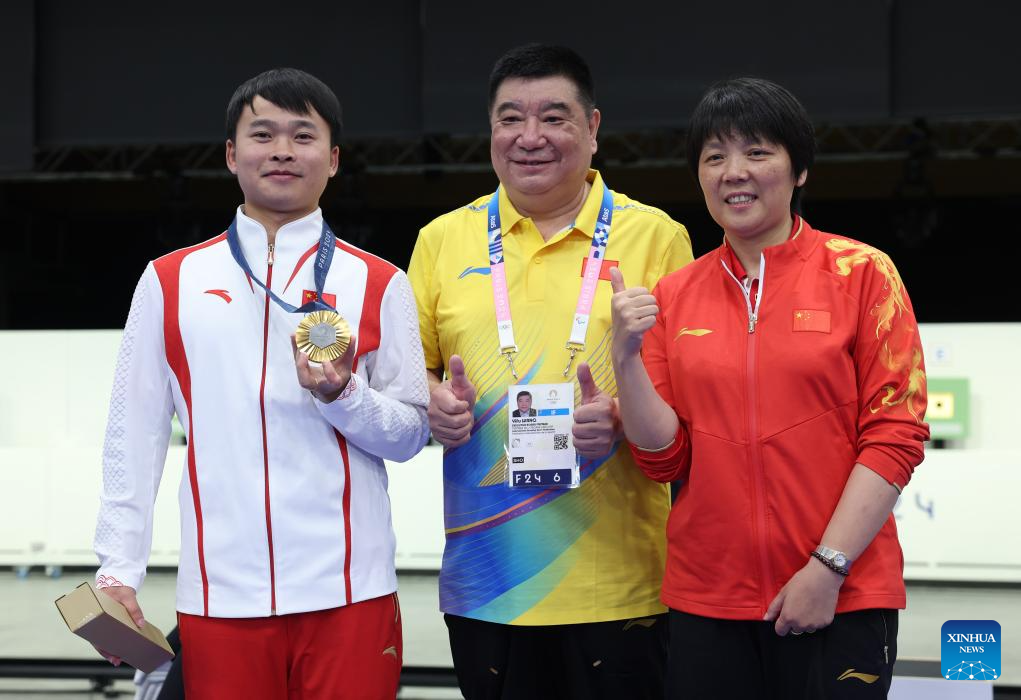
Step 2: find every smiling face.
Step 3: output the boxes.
[516,393,532,414]
[490,75,600,214]
[697,132,807,248]
[226,95,339,228]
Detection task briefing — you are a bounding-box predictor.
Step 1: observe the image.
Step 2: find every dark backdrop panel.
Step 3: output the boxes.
[35,0,422,146]
[422,0,891,134]
[0,0,35,171]
[894,0,1021,116]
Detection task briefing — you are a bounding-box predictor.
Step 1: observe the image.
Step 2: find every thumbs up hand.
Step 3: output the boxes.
[448,355,476,408]
[428,355,477,448]
[610,266,659,361]
[572,362,621,459]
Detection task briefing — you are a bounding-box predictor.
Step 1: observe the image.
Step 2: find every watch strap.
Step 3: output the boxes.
[811,548,850,576]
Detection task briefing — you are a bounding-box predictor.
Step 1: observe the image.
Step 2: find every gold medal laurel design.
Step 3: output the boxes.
[295,310,351,363]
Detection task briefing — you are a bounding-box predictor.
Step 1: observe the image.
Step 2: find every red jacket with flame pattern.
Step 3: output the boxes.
[631,217,929,620]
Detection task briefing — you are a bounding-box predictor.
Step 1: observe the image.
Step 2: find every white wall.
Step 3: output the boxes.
[0,324,1018,578]
[918,323,1021,450]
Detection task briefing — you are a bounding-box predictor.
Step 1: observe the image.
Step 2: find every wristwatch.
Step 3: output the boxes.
[812,545,852,576]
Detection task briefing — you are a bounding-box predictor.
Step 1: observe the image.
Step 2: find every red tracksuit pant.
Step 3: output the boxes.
[178,593,402,699]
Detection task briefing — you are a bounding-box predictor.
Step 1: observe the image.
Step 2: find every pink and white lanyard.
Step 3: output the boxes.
[486,183,615,378]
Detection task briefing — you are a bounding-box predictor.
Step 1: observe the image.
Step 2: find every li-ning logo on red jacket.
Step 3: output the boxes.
[675,327,713,340]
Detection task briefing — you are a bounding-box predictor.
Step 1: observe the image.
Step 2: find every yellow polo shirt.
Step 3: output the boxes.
[408,170,693,625]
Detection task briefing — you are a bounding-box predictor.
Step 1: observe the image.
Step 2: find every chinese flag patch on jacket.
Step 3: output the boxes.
[303,290,337,308]
[792,309,831,333]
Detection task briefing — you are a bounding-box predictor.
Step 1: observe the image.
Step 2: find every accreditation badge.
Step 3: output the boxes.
[507,383,579,489]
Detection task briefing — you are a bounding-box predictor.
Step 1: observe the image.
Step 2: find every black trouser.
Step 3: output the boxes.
[157,626,184,699]
[666,608,898,700]
[445,612,667,700]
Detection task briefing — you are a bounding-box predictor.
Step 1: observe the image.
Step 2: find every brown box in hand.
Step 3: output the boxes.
[55,582,174,673]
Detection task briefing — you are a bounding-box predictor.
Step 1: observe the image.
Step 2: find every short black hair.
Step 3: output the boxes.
[225,67,343,147]
[686,77,815,212]
[488,44,595,117]
[516,391,532,400]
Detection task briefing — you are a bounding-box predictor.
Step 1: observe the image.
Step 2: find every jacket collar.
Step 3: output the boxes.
[497,169,604,239]
[234,206,325,277]
[718,215,818,278]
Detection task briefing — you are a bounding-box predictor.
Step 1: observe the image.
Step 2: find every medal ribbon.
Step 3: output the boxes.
[226,215,337,313]
[486,183,614,377]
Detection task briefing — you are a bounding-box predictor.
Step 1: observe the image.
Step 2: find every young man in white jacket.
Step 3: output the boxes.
[93,67,429,699]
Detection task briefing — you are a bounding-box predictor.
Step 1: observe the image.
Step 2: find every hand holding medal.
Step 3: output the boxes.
[293,310,356,403]
[225,216,355,402]
[295,310,351,363]
[291,327,357,404]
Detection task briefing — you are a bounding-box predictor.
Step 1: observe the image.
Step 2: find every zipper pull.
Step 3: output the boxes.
[884,645,889,664]
[267,243,275,266]
[748,313,757,333]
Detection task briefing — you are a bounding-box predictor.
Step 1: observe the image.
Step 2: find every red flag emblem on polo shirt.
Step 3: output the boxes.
[580,258,620,280]
[793,309,831,333]
[303,290,337,307]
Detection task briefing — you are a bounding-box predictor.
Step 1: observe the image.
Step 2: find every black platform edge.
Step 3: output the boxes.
[892,658,1020,698]
[0,657,133,682]
[893,657,943,677]
[904,578,1021,590]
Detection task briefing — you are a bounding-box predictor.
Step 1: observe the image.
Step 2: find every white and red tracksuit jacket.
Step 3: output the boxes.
[94,207,430,618]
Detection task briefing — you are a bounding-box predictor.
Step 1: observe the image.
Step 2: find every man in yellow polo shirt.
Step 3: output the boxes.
[408,44,693,699]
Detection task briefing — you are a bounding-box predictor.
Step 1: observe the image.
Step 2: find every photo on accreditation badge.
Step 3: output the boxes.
[506,384,579,489]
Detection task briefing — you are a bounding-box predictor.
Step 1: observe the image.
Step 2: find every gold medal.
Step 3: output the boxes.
[295,310,351,363]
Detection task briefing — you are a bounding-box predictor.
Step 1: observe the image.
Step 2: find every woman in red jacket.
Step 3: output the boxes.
[610,78,929,699]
